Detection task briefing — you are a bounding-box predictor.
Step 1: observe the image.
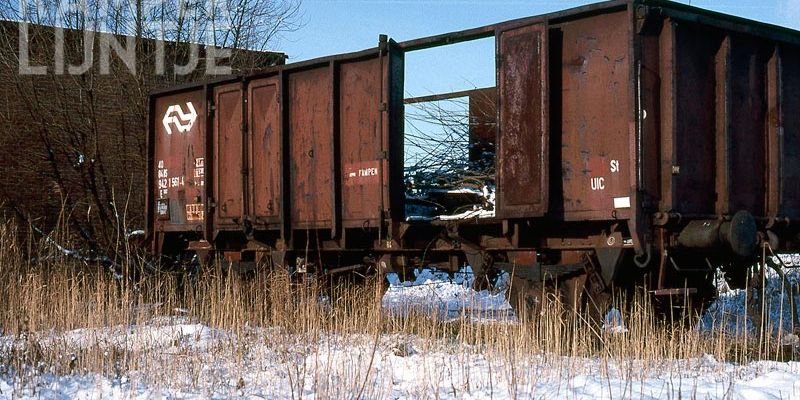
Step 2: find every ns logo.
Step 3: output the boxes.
[162,102,198,135]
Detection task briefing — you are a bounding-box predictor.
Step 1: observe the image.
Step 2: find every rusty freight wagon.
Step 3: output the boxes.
[147,0,800,311]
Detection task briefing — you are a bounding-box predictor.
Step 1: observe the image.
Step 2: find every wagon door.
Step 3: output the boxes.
[288,67,335,230]
[558,12,631,220]
[496,23,549,218]
[213,83,245,228]
[151,90,206,230]
[248,77,282,227]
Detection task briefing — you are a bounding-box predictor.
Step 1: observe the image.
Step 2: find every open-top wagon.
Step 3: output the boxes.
[147,0,800,311]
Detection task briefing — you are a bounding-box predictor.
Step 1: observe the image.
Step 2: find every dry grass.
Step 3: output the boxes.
[0,219,796,397]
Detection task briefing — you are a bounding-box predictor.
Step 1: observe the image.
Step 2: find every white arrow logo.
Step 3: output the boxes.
[162,102,197,135]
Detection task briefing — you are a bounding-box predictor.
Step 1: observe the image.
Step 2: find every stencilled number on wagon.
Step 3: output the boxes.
[185,203,204,221]
[157,160,168,179]
[157,159,169,197]
[193,158,205,186]
[610,159,620,173]
[170,176,185,188]
[590,177,605,191]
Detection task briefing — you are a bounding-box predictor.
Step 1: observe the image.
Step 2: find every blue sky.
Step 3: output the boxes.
[276,0,800,96]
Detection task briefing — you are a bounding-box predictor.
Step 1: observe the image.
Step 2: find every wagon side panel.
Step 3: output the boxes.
[339,57,384,226]
[152,90,207,233]
[652,21,720,216]
[248,76,283,225]
[780,46,800,219]
[726,36,769,216]
[558,11,632,220]
[288,67,334,230]
[213,83,245,228]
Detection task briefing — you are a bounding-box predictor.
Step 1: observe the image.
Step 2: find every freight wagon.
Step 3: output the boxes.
[147,0,800,311]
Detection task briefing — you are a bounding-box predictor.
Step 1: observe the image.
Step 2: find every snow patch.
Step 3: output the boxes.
[603,308,628,334]
[382,267,512,321]
[699,260,800,336]
[3,327,800,399]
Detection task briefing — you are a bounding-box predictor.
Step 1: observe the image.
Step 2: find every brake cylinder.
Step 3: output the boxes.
[677,211,758,257]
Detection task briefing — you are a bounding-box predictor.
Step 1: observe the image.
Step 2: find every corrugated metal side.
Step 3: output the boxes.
[150,48,398,244]
[656,16,800,220]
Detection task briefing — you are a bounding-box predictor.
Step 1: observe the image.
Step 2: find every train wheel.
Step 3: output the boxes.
[561,273,588,311]
[507,275,546,319]
[374,255,397,303]
[584,289,614,327]
[368,273,389,307]
[504,250,616,325]
[507,274,606,323]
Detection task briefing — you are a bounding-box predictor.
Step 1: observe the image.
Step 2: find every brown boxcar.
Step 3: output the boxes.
[147,0,800,308]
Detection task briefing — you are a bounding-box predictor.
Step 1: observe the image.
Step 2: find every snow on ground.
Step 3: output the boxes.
[3,263,800,398]
[2,320,800,399]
